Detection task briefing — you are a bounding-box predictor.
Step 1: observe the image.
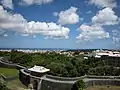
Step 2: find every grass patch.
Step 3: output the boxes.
[0,67,19,77]
[0,67,28,90]
[6,79,28,90]
[85,85,120,90]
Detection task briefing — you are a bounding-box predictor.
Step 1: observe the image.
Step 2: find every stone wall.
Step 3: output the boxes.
[19,69,77,90]
[86,75,120,79]
[41,79,74,90]
[85,79,120,88]
[0,58,25,70]
[1,57,120,90]
[19,69,30,86]
[45,75,82,81]
[19,69,120,90]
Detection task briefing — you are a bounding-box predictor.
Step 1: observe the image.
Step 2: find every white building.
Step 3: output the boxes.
[94,50,120,58]
[28,65,50,73]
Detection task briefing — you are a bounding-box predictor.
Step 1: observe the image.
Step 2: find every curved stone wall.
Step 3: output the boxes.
[19,69,77,90]
[84,76,120,88]
[1,57,120,90]
[0,57,25,70]
[19,69,31,86]
[86,75,120,79]
[45,75,83,81]
[19,69,120,90]
[41,79,74,90]
[85,79,120,88]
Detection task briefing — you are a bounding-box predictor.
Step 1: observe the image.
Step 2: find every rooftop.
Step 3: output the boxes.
[28,65,50,73]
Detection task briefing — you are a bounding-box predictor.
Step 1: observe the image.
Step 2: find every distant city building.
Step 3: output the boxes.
[93,50,120,58]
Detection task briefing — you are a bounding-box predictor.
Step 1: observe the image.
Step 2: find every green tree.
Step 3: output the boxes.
[0,81,11,90]
[75,79,85,90]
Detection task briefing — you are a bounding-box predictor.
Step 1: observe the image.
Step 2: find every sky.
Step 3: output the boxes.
[0,0,120,49]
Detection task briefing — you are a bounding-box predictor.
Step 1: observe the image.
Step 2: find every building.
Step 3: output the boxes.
[94,50,120,58]
[19,65,50,90]
[19,65,79,90]
[28,65,50,77]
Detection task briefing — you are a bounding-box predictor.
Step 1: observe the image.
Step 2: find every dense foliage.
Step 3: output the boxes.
[75,79,85,90]
[0,50,120,77]
[0,81,11,90]
[88,66,120,76]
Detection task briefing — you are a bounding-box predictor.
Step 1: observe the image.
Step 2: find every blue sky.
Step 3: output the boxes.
[0,0,120,49]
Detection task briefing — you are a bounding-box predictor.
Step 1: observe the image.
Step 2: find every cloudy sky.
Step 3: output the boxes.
[0,0,120,49]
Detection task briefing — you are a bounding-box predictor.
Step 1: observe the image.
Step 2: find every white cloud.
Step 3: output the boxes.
[80,18,84,21]
[86,10,92,14]
[0,0,13,9]
[0,5,27,32]
[25,21,70,39]
[3,34,8,37]
[32,35,36,38]
[76,7,119,43]
[76,24,109,41]
[20,33,29,37]
[53,12,58,17]
[88,0,117,8]
[54,7,79,25]
[0,0,54,9]
[20,0,54,6]
[0,5,70,39]
[92,8,119,25]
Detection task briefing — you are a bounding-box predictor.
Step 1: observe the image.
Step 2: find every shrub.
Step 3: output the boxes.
[0,81,11,90]
[75,79,85,90]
